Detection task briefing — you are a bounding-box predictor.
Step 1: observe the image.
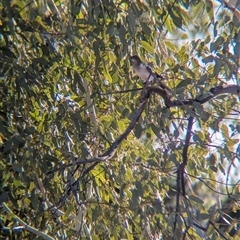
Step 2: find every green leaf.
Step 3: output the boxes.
[226,139,238,148]
[213,59,222,76]
[210,36,224,52]
[117,120,126,132]
[192,1,204,19]
[102,69,113,83]
[193,132,205,146]
[135,181,143,197]
[181,33,189,39]
[140,41,154,53]
[204,35,211,44]
[147,159,159,168]
[170,10,183,29]
[193,101,204,115]
[202,55,214,64]
[165,16,174,33]
[176,78,192,88]
[31,188,39,210]
[150,123,160,137]
[221,124,229,137]
[128,9,136,34]
[106,21,115,36]
[13,136,26,148]
[206,0,214,21]
[140,22,151,36]
[165,41,176,52]
[99,115,113,123]
[198,73,208,85]
[135,123,143,139]
[24,126,36,135]
[189,195,204,204]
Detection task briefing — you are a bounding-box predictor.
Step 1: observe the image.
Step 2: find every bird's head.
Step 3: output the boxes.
[130,55,142,66]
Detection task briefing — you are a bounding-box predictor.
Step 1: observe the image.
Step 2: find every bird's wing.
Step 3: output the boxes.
[145,64,164,79]
[145,64,154,74]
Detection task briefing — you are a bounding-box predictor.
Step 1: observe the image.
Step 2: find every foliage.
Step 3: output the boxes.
[0,0,239,239]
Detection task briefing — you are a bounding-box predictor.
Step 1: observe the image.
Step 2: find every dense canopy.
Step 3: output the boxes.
[0,0,239,239]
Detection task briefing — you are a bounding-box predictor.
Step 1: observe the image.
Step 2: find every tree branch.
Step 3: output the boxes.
[1,203,55,240]
[148,84,240,108]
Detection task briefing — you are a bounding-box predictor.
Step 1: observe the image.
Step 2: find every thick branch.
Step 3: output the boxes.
[50,84,239,175]
[182,116,194,166]
[148,85,240,107]
[174,116,194,231]
[65,98,149,193]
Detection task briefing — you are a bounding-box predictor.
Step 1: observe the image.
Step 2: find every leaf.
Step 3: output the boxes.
[102,69,113,83]
[218,163,226,175]
[117,120,125,132]
[193,101,204,115]
[210,36,224,52]
[234,43,240,59]
[208,154,216,165]
[210,165,218,173]
[193,132,205,146]
[150,123,160,137]
[221,124,229,137]
[192,1,204,19]
[31,188,39,210]
[135,181,143,197]
[165,16,174,33]
[204,35,211,44]
[106,21,115,36]
[140,22,151,35]
[202,55,214,64]
[135,123,143,139]
[227,139,239,148]
[170,10,183,29]
[198,73,208,85]
[214,21,218,37]
[13,136,26,148]
[206,0,214,21]
[174,129,179,138]
[24,126,36,135]
[3,139,12,154]
[91,235,100,240]
[213,58,222,76]
[128,9,136,34]
[176,78,192,88]
[140,41,154,53]
[189,195,204,204]
[99,115,113,123]
[147,159,159,168]
[165,41,176,52]
[181,33,188,39]
[13,179,25,188]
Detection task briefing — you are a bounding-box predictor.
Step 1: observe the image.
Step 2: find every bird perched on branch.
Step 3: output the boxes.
[130,55,164,85]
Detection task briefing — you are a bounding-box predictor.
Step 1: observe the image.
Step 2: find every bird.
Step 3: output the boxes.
[130,55,164,85]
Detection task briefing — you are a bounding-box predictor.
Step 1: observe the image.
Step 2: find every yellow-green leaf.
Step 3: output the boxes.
[165,41,176,52]
[102,69,113,83]
[140,41,154,53]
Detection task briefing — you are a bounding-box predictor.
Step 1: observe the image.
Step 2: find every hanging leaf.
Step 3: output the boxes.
[140,41,154,53]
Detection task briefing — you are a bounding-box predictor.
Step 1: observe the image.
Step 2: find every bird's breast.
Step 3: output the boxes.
[134,65,155,83]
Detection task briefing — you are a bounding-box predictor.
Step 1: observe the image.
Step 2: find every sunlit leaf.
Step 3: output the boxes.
[189,195,204,204]
[140,41,154,53]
